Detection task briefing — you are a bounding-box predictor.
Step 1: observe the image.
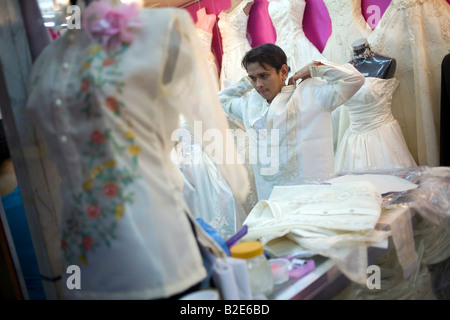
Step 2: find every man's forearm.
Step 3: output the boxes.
[218,76,253,122]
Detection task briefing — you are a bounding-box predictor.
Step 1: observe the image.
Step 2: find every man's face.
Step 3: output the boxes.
[246,62,288,104]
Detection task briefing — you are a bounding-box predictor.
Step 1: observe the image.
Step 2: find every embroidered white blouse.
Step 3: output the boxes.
[219,60,365,200]
[25,6,248,299]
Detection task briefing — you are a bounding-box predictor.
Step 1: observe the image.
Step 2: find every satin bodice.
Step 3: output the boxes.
[345,77,398,133]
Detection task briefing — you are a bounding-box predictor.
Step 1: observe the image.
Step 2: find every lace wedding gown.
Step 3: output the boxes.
[322,0,372,65]
[334,77,417,173]
[321,0,373,152]
[367,0,450,167]
[268,0,324,75]
[218,0,254,89]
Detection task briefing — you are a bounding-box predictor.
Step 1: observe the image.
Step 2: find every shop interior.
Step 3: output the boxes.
[0,0,449,301]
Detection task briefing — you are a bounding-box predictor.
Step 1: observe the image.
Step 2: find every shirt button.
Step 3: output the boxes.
[62,62,69,70]
[55,98,62,107]
[60,135,68,143]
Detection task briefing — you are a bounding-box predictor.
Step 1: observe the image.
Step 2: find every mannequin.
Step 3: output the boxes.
[332,37,396,151]
[334,38,416,173]
[25,1,249,300]
[349,38,396,79]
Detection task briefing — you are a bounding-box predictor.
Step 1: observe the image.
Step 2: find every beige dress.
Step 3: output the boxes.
[26,6,248,299]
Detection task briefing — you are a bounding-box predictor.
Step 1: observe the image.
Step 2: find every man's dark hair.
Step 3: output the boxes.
[0,119,10,164]
[241,43,288,72]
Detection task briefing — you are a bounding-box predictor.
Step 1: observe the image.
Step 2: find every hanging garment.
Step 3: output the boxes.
[196,27,220,92]
[321,0,373,64]
[224,116,260,216]
[334,77,417,173]
[173,118,247,240]
[268,0,325,75]
[367,0,450,167]
[218,0,254,89]
[25,3,248,300]
[321,0,373,153]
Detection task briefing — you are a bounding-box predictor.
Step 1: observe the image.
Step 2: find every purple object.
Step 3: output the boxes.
[288,259,316,279]
[225,225,248,249]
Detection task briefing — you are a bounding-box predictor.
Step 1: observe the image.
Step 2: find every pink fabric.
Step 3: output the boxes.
[48,28,60,40]
[82,1,143,51]
[185,0,450,70]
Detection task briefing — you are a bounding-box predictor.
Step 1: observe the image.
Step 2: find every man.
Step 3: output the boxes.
[219,43,365,200]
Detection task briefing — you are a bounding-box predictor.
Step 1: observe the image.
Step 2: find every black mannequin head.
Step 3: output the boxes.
[350,38,396,79]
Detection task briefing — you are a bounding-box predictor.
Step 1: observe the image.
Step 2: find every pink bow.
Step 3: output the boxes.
[82,1,143,51]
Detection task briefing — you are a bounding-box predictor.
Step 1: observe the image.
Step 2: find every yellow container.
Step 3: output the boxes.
[230,241,264,259]
[230,241,273,298]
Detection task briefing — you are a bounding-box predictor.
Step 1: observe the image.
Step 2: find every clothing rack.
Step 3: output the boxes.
[179,0,201,8]
[143,0,201,8]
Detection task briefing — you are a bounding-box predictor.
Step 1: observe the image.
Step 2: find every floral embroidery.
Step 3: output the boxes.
[83,237,94,251]
[105,96,120,114]
[91,130,106,145]
[86,205,101,218]
[103,57,116,66]
[103,182,119,197]
[81,79,90,92]
[62,26,141,265]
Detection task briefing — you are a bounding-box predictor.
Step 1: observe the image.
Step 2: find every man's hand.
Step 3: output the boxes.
[287,61,323,85]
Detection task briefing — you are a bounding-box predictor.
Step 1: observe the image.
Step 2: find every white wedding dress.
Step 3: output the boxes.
[218,0,254,89]
[322,0,373,152]
[321,0,373,65]
[334,77,417,173]
[367,0,450,167]
[268,0,324,76]
[196,27,220,92]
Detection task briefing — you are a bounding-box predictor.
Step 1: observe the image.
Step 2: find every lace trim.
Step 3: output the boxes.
[393,0,430,9]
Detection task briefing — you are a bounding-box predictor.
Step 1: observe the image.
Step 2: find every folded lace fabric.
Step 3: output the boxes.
[242,181,390,284]
[244,181,383,239]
